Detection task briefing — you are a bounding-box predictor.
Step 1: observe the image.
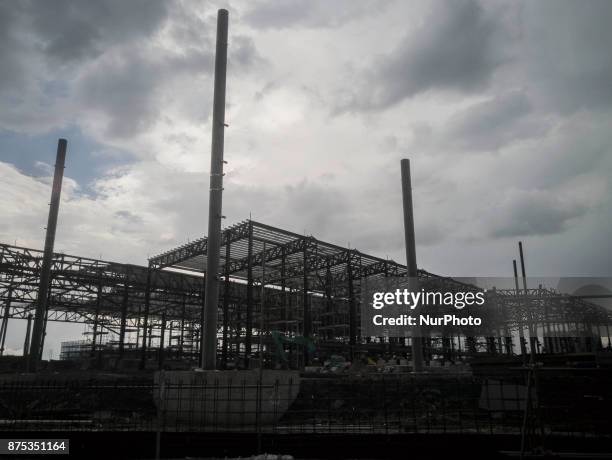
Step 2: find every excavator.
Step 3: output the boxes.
[270,330,316,364]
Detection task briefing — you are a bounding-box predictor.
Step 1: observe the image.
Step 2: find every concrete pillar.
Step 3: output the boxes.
[29,139,67,371]
[202,9,229,370]
[400,159,423,372]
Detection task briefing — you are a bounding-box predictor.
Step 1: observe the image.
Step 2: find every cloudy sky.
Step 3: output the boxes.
[2,0,612,289]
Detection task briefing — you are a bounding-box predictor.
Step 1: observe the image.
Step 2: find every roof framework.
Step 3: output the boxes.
[150,219,458,290]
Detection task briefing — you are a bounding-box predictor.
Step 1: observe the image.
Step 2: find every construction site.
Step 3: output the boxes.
[0,8,611,460]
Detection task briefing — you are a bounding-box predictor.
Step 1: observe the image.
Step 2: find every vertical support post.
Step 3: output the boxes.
[92,270,102,356]
[119,271,129,358]
[260,242,267,367]
[140,267,152,369]
[159,313,166,369]
[23,314,33,357]
[541,285,552,353]
[222,232,231,368]
[29,139,67,371]
[400,159,423,372]
[281,248,287,332]
[487,337,497,354]
[496,288,513,355]
[302,241,310,366]
[39,285,52,357]
[0,286,12,356]
[277,252,287,369]
[347,252,356,361]
[519,241,537,358]
[467,336,477,354]
[257,243,266,453]
[201,8,229,370]
[179,295,186,358]
[325,263,333,341]
[288,288,294,368]
[199,277,205,362]
[245,222,254,367]
[513,260,528,359]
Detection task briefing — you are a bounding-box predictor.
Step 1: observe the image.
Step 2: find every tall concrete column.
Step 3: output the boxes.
[400,159,424,372]
[28,139,67,371]
[202,9,229,370]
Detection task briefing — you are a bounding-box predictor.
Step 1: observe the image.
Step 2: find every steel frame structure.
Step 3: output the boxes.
[1,219,611,370]
[0,242,206,363]
[149,220,486,366]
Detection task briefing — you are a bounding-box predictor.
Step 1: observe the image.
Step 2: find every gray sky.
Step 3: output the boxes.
[1,0,612,354]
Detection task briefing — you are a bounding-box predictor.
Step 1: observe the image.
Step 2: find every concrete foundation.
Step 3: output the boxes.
[154,370,301,428]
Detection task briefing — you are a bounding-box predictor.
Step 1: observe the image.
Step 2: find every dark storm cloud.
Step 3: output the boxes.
[413,91,550,152]
[0,2,26,94]
[445,91,534,150]
[0,0,262,139]
[234,176,447,255]
[243,0,381,30]
[75,32,261,138]
[30,0,168,63]
[0,0,168,133]
[74,42,215,138]
[522,0,612,113]
[280,179,351,237]
[76,50,164,138]
[0,0,168,70]
[341,0,505,111]
[226,178,353,240]
[231,36,262,68]
[488,190,588,238]
[339,0,612,115]
[1,0,611,281]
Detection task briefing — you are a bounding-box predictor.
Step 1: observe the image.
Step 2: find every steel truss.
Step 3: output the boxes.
[1,219,610,369]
